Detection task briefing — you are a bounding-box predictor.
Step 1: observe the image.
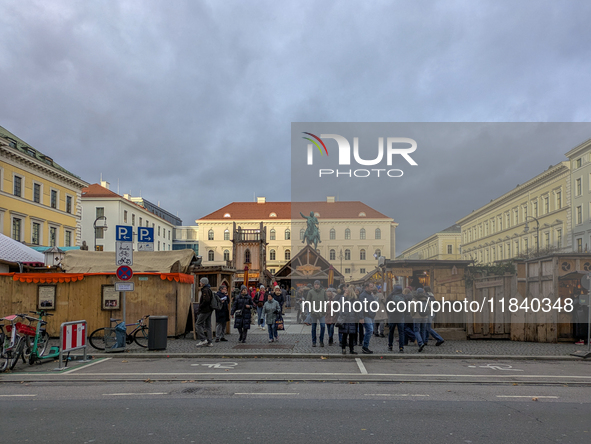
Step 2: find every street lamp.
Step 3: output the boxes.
[523,216,540,255]
[93,216,108,251]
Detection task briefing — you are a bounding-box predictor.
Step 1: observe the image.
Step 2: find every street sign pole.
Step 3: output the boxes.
[115,226,134,351]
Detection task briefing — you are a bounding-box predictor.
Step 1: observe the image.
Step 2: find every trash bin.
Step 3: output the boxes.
[148,316,168,350]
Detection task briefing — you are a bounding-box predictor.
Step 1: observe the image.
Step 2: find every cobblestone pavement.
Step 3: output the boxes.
[96,310,586,358]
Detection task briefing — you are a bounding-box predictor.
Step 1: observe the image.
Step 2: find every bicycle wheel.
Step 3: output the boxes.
[134,327,149,348]
[35,331,50,357]
[88,328,107,351]
[9,337,24,370]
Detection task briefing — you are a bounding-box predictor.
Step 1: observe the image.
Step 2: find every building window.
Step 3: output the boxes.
[132,214,135,226]
[284,249,291,260]
[124,211,128,223]
[577,178,582,196]
[330,249,336,261]
[168,230,171,240]
[375,249,381,258]
[224,250,230,261]
[345,249,351,260]
[270,249,276,261]
[360,268,366,274]
[50,190,57,209]
[544,196,549,214]
[577,238,583,253]
[544,232,550,248]
[65,230,72,247]
[533,201,538,218]
[223,229,230,241]
[556,191,562,209]
[33,183,41,203]
[285,229,290,240]
[345,229,351,240]
[146,220,149,227]
[13,175,22,197]
[95,226,104,239]
[12,217,22,241]
[49,227,57,247]
[139,217,142,226]
[506,213,510,228]
[157,241,160,251]
[330,229,336,240]
[360,228,366,240]
[208,250,214,261]
[158,226,161,236]
[66,196,72,214]
[360,249,366,260]
[375,228,381,239]
[515,241,519,256]
[557,229,562,248]
[245,249,251,263]
[300,229,305,240]
[270,229,275,240]
[32,222,40,245]
[208,229,214,240]
[577,206,583,225]
[345,268,351,274]
[576,158,582,168]
[447,245,453,254]
[270,269,275,274]
[96,207,104,218]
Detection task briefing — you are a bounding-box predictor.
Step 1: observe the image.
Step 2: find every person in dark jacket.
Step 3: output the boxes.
[214,285,230,342]
[272,285,285,312]
[358,281,376,354]
[253,285,267,330]
[386,285,406,352]
[412,288,429,352]
[339,286,364,354]
[423,286,444,346]
[402,288,416,346]
[232,285,254,343]
[196,277,214,347]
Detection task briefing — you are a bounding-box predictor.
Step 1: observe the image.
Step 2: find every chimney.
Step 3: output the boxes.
[100,181,110,190]
[327,196,335,203]
[257,197,266,204]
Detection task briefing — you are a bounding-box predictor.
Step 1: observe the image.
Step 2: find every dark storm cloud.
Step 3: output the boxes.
[1,1,590,249]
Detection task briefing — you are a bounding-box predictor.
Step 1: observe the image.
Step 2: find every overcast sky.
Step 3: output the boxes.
[2,1,591,253]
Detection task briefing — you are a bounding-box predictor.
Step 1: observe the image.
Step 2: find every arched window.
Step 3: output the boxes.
[245,249,251,264]
[270,249,276,261]
[270,229,276,240]
[360,228,366,240]
[345,249,351,260]
[345,228,351,240]
[285,229,290,240]
[224,229,230,241]
[285,249,291,260]
[300,228,305,240]
[375,228,381,239]
[330,249,336,261]
[208,229,214,240]
[330,228,336,240]
[223,250,230,261]
[208,250,214,261]
[360,249,366,260]
[375,249,381,259]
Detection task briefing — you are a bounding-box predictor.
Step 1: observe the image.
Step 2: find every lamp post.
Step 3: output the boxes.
[523,216,540,255]
[93,216,108,251]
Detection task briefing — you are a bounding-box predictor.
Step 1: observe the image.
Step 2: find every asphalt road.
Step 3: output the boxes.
[1,381,591,443]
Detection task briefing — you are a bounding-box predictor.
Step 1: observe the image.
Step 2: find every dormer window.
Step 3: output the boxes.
[269,212,277,217]
[223,213,231,218]
[358,212,366,217]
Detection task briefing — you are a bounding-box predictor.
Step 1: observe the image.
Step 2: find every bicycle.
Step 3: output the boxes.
[0,314,34,372]
[88,315,150,350]
[26,311,55,365]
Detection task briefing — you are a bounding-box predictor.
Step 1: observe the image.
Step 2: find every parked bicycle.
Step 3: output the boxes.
[88,315,150,350]
[0,314,35,371]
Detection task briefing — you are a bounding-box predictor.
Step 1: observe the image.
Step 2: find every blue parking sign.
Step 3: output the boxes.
[115,225,133,242]
[138,227,154,243]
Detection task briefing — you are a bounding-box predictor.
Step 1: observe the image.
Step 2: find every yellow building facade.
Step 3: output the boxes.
[0,126,88,248]
[396,224,462,260]
[457,162,571,264]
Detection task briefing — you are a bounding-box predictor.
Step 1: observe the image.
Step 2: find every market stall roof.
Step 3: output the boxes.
[0,233,44,265]
[61,250,197,273]
[275,245,344,281]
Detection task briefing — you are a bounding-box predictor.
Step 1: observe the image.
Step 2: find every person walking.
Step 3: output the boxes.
[307,280,327,347]
[339,286,364,355]
[359,281,376,354]
[412,288,429,352]
[423,286,444,346]
[195,277,214,347]
[402,288,416,345]
[253,285,267,330]
[263,292,281,342]
[386,285,406,352]
[373,285,387,338]
[324,287,338,346]
[272,285,285,313]
[214,284,230,342]
[232,285,254,343]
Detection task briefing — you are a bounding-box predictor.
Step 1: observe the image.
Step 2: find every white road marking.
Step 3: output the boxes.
[61,357,111,375]
[234,393,299,396]
[355,358,368,375]
[496,395,559,399]
[102,393,167,396]
[364,394,429,397]
[0,394,37,397]
[190,362,237,369]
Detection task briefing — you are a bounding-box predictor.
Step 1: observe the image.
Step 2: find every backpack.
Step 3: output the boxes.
[418,299,430,317]
[210,292,223,310]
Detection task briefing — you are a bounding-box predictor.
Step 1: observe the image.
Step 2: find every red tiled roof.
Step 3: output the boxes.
[81,183,121,198]
[199,201,391,220]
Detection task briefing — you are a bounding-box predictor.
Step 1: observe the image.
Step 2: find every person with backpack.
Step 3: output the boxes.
[307,280,327,347]
[232,285,254,343]
[214,285,230,342]
[196,277,214,347]
[423,285,444,346]
[263,292,281,342]
[411,288,429,352]
[253,285,266,330]
[386,285,406,352]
